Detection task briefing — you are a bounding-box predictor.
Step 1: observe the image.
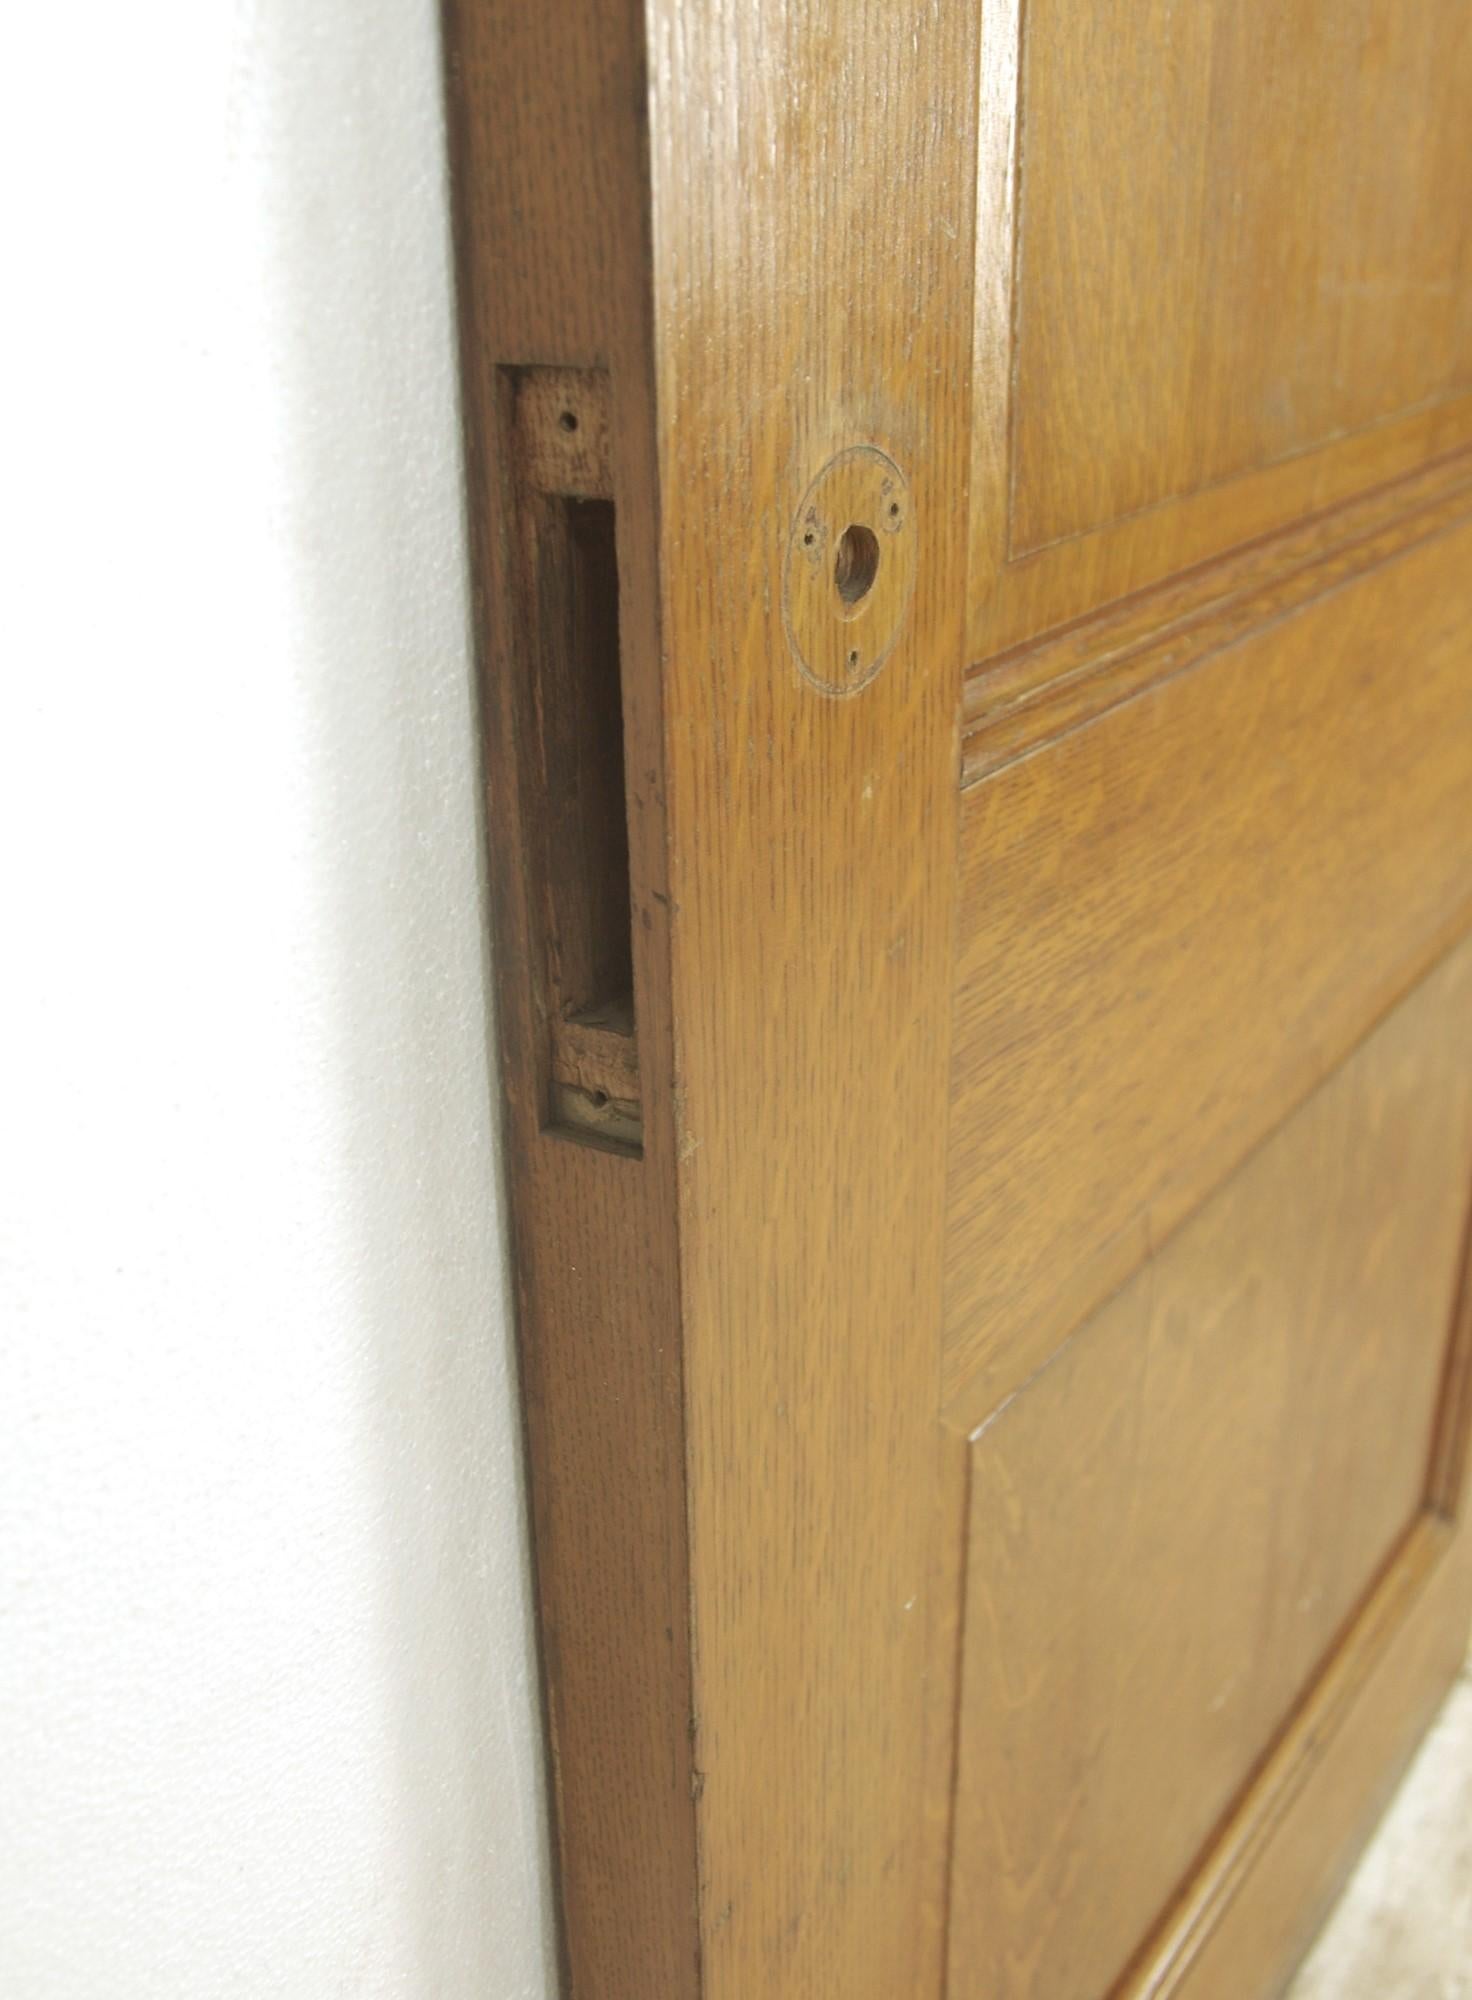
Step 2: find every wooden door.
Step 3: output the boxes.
[443,5,1472,1996]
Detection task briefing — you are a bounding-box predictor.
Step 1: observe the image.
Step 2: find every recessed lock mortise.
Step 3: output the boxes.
[505,366,642,1149]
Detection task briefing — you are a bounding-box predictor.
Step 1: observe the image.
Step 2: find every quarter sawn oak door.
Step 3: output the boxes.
[443,5,1472,1996]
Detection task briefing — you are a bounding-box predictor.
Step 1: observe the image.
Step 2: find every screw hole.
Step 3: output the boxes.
[834,523,880,605]
[559,410,579,433]
[588,1088,608,1110]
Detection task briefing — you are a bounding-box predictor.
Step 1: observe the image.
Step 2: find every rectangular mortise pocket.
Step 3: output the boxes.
[506,368,641,1148]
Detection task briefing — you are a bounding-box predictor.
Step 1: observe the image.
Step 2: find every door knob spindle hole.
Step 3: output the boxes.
[834,523,880,605]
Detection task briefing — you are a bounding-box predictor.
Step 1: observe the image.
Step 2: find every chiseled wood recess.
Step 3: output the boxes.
[441,5,697,1995]
[445,2,980,1996]
[645,3,979,1994]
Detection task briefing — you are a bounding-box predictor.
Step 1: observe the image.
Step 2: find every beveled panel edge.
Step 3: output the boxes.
[1116,1160,1472,1998]
[942,900,1472,1439]
[1009,389,1472,568]
[1430,1172,1472,1520]
[962,445,1472,787]
[993,2,1472,568]
[915,1429,974,1998]
[967,0,1472,668]
[939,1091,1472,1997]
[1112,1511,1452,2000]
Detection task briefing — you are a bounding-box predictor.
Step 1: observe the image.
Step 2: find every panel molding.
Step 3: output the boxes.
[963,446,1472,785]
[1115,1514,1452,2000]
[944,900,1472,1442]
[1431,1179,1472,1522]
[1118,1168,1472,1999]
[944,511,1472,1419]
[967,0,1472,669]
[1011,396,1472,567]
[944,1032,1472,2000]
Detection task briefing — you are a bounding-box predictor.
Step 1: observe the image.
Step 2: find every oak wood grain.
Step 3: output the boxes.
[1127,1513,1457,2000]
[946,520,1472,1418]
[968,0,1472,666]
[447,5,1472,1996]
[645,4,980,1991]
[442,5,697,1994]
[1010,0,1472,556]
[963,447,1472,783]
[949,937,1472,2000]
[448,0,980,1993]
[1166,1510,1472,2000]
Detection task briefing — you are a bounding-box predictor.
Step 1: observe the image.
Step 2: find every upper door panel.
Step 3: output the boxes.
[969,0,1472,662]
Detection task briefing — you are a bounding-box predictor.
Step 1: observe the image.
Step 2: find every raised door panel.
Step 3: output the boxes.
[946,1,1472,1991]
[1012,0,1472,553]
[970,0,1472,662]
[947,936,1472,2000]
[945,518,1472,1418]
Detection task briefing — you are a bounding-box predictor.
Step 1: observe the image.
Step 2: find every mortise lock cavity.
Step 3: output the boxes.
[504,367,641,1148]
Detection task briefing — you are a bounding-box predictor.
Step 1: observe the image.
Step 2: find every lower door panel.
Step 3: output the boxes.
[944,937,1472,1999]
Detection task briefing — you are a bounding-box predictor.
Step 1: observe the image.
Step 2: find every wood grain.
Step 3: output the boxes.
[645,3,979,1993]
[447,5,1472,1996]
[968,0,1472,666]
[1430,1183,1472,1520]
[442,6,697,1994]
[948,937,1472,2000]
[1126,1513,1456,2000]
[449,0,980,1993]
[1009,0,1472,555]
[945,519,1472,1418]
[1166,1507,1472,2000]
[963,447,1472,783]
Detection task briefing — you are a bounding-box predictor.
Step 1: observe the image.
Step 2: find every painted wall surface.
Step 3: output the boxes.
[0,3,555,1994]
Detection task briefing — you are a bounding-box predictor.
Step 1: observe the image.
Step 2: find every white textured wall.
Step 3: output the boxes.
[0,4,554,1994]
